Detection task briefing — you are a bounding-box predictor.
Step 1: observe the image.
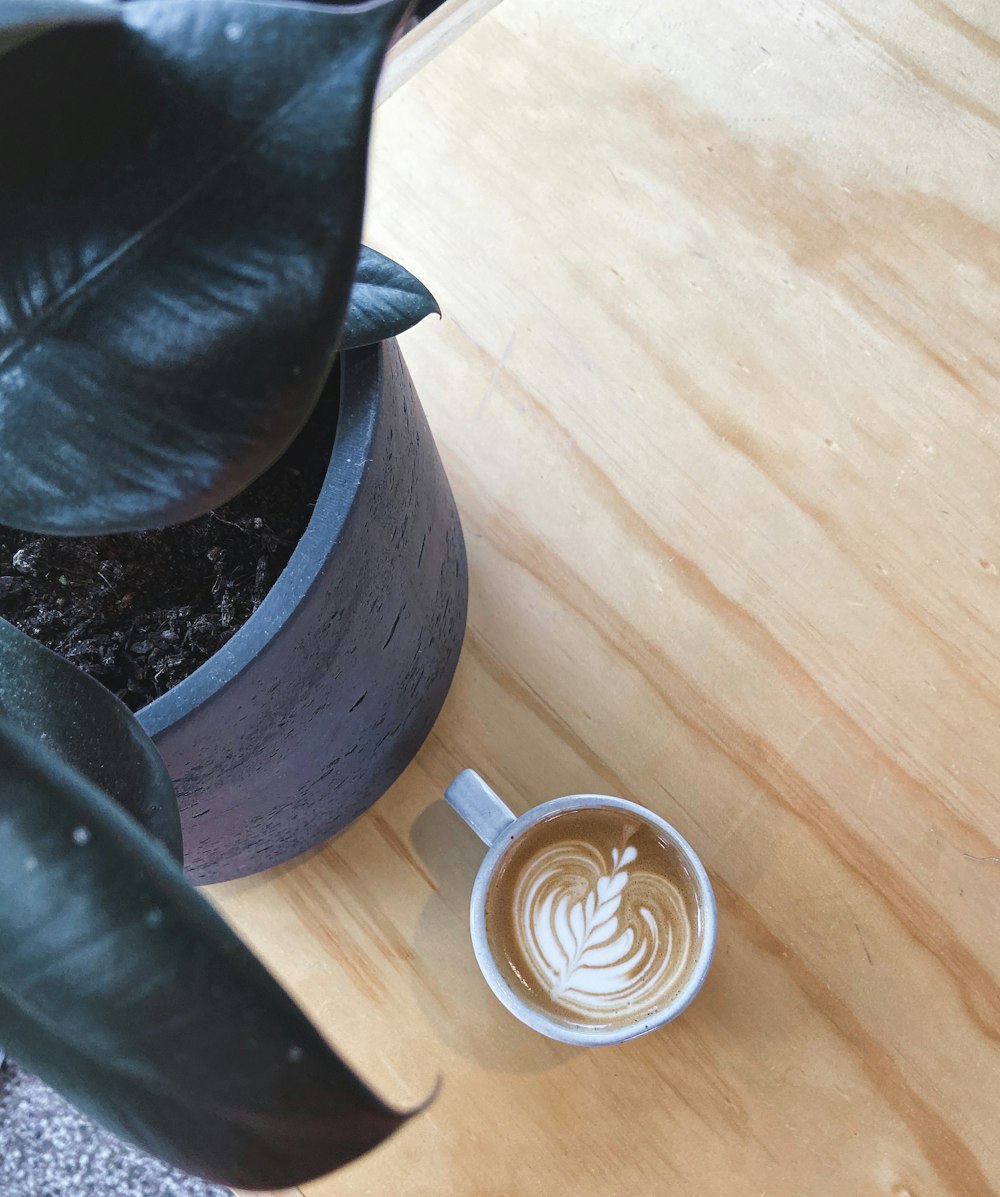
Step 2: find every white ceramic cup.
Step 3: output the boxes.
[445,769,717,1046]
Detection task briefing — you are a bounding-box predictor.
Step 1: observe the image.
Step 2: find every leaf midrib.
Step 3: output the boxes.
[0,5,365,373]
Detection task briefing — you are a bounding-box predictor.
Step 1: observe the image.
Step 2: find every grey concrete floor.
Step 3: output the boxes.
[0,1057,230,1197]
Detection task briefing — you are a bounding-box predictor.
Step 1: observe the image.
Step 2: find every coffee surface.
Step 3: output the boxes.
[485,806,705,1030]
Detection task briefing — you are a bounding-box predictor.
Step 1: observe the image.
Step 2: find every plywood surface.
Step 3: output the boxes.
[217,0,1000,1192]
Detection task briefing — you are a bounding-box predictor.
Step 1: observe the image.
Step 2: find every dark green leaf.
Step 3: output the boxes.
[0,714,410,1187]
[0,0,406,535]
[0,0,119,59]
[340,245,441,350]
[0,616,181,860]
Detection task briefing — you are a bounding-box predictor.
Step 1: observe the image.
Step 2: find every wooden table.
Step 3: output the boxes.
[215,0,1000,1192]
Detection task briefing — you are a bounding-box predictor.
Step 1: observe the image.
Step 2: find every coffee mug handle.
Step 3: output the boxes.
[445,769,516,846]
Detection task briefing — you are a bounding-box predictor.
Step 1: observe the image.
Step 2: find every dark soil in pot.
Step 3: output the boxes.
[1,340,468,883]
[0,379,339,712]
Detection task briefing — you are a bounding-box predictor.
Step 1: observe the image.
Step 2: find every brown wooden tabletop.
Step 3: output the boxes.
[218,0,1000,1192]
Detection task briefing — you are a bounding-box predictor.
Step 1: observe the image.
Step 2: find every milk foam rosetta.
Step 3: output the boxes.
[509,832,693,1022]
[485,808,704,1028]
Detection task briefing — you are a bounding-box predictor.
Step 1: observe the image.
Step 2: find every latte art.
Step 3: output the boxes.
[486,806,705,1030]
[514,840,691,1019]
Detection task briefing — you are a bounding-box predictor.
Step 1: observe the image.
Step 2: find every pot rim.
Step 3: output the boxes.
[137,343,382,738]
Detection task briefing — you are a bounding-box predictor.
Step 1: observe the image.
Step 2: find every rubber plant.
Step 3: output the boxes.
[0,0,440,1188]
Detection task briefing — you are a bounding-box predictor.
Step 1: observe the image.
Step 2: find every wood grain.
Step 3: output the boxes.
[218,0,1000,1192]
[379,0,503,104]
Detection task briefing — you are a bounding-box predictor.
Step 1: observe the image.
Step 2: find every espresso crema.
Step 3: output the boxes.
[485,806,705,1030]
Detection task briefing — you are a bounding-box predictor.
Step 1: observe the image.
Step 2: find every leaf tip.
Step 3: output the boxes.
[411,1073,443,1116]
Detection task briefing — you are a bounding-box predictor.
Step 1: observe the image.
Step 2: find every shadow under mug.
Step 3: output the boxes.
[445,769,717,1047]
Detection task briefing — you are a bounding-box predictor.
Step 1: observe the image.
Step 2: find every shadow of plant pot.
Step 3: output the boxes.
[137,338,468,884]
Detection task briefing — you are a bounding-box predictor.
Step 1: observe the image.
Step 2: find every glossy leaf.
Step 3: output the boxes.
[0,714,410,1187]
[0,0,119,59]
[0,0,406,535]
[341,246,440,350]
[0,616,181,859]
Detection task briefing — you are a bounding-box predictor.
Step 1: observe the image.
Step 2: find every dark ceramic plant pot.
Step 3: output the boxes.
[137,339,467,884]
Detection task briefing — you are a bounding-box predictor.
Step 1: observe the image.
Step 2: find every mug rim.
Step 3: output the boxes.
[469,793,717,1047]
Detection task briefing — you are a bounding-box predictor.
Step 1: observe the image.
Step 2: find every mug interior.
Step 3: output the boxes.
[469,794,717,1047]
